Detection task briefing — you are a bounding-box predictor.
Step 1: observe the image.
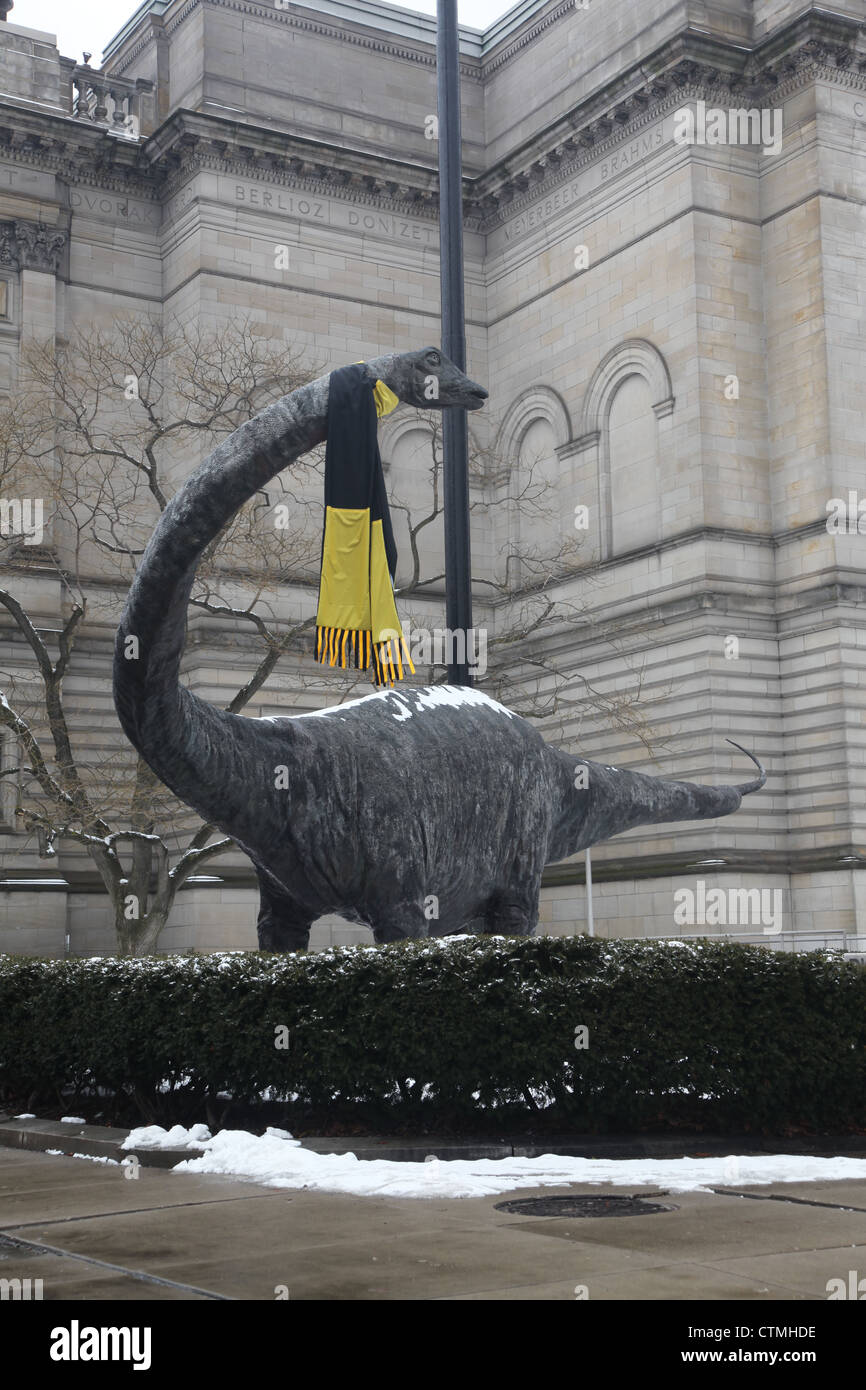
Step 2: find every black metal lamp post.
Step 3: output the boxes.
[436,0,473,686]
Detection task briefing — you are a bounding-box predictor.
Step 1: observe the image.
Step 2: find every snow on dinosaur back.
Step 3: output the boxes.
[278,684,517,723]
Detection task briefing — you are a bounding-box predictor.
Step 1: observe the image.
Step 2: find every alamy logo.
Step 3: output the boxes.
[826,492,866,534]
[0,497,44,546]
[826,1270,866,1300]
[49,1320,152,1371]
[673,101,782,156]
[674,880,782,935]
[384,620,487,677]
[0,1277,43,1300]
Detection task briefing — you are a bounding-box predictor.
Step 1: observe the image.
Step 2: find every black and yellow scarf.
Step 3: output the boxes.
[314,363,415,687]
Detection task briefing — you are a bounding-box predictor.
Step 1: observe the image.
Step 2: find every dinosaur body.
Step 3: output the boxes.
[113,348,765,950]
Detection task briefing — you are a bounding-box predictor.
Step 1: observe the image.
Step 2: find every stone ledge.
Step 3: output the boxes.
[2,1116,866,1165]
[0,1116,183,1168]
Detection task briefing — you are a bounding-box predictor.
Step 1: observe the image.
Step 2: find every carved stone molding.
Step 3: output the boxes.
[482,0,577,77]
[579,338,674,438]
[158,131,446,226]
[105,0,482,81]
[493,384,573,486]
[469,14,866,229]
[0,220,67,274]
[0,117,159,200]
[2,7,863,245]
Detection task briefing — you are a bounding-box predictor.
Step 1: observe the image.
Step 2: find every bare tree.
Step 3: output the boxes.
[0,316,330,954]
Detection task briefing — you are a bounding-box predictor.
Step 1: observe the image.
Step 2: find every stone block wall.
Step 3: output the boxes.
[1,0,865,954]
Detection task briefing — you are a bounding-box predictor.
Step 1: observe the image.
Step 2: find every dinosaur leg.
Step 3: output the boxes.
[368,898,430,945]
[255,873,313,953]
[486,872,542,937]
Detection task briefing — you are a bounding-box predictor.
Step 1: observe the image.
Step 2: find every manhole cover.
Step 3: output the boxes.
[494,1194,678,1218]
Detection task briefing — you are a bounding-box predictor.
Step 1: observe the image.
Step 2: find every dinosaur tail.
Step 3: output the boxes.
[549,739,767,861]
[726,738,767,795]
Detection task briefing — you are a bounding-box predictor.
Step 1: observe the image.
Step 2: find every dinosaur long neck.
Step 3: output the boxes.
[112,366,343,817]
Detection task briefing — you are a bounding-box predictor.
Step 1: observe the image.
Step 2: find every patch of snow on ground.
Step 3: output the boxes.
[42,1150,119,1166]
[120,1125,866,1200]
[121,1123,212,1150]
[59,1116,86,1124]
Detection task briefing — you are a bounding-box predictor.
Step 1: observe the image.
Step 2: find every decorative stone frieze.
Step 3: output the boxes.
[0,220,67,274]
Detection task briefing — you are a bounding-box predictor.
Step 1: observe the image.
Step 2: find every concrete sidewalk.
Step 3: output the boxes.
[1,1148,865,1300]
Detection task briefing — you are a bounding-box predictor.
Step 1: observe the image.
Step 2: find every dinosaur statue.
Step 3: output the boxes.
[113,347,766,950]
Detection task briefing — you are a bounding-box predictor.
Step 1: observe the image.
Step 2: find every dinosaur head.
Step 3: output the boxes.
[365,347,488,411]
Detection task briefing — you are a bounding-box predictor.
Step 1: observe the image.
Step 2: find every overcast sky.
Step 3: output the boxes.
[13,0,512,64]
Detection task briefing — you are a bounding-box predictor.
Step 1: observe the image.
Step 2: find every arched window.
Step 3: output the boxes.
[573,339,674,559]
[494,386,572,586]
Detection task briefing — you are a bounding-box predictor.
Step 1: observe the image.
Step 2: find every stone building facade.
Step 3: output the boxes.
[1,0,865,955]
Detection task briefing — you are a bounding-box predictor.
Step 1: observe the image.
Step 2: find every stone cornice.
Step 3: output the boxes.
[151,108,448,222]
[472,12,866,225]
[107,25,157,74]
[0,98,445,224]
[1,10,864,236]
[131,6,866,235]
[108,0,482,80]
[0,104,162,199]
[102,5,174,74]
[105,0,865,98]
[480,0,574,75]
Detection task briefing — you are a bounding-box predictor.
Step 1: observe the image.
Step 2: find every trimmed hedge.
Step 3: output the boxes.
[0,936,864,1134]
